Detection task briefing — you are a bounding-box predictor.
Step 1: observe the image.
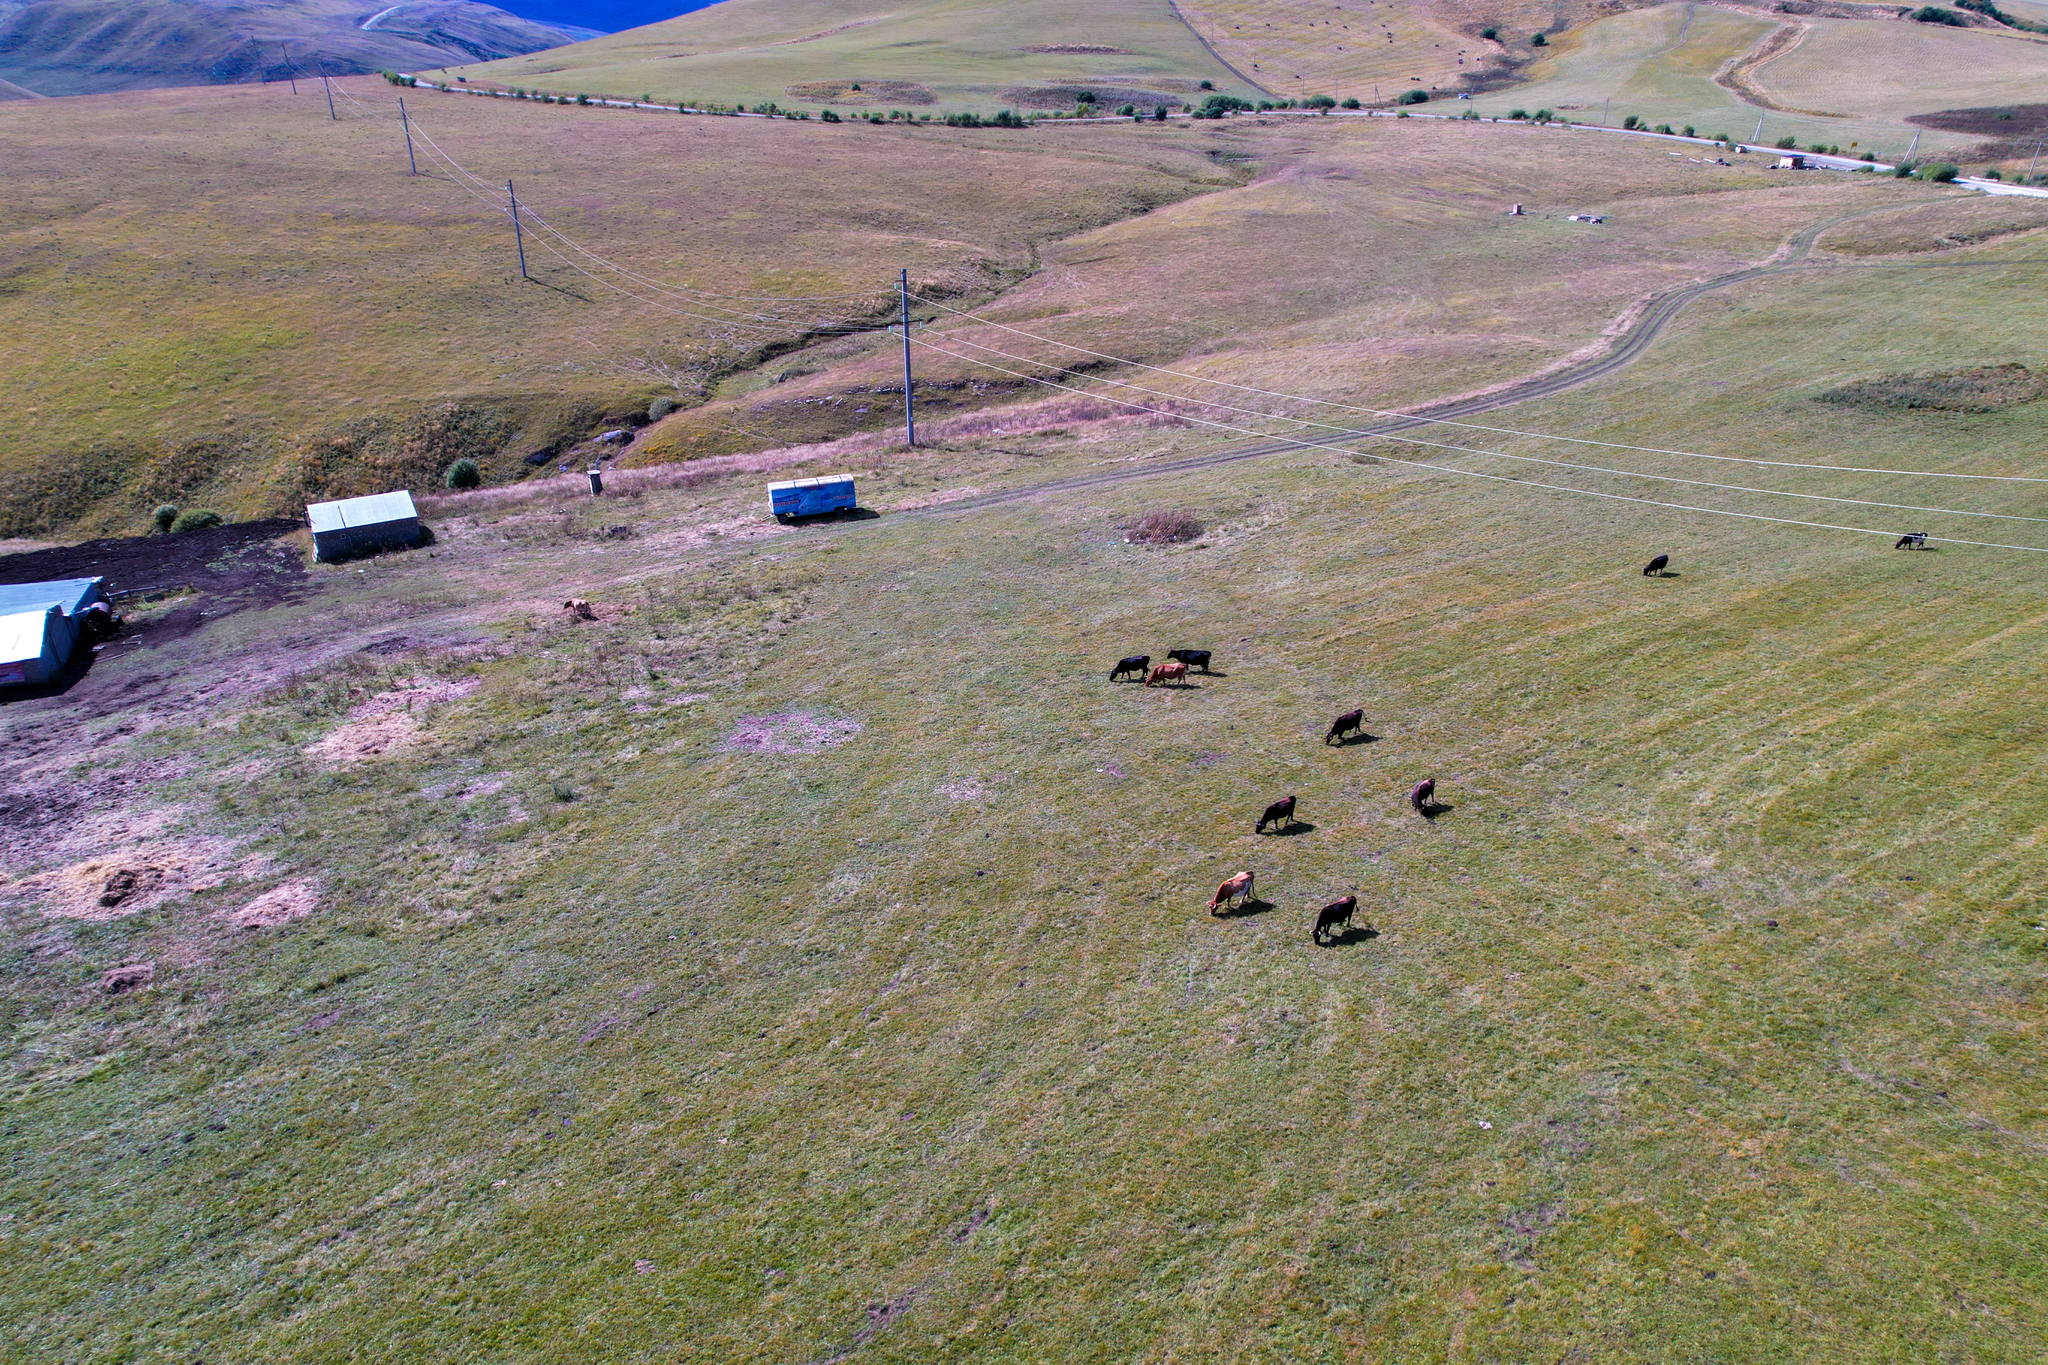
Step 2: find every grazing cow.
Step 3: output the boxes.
[563,598,597,621]
[1642,553,1670,577]
[1207,869,1255,915]
[1146,661,1188,687]
[1409,778,1435,815]
[1111,654,1150,681]
[1325,708,1364,745]
[1895,532,1928,550]
[1168,648,1213,673]
[1256,794,1298,834]
[1312,894,1358,944]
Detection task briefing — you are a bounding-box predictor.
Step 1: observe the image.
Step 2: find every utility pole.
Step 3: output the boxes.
[2027,135,2042,182]
[507,181,528,279]
[1602,97,1610,127]
[317,59,336,120]
[400,98,418,174]
[1903,130,1920,164]
[1752,113,1765,142]
[281,45,297,94]
[899,268,915,447]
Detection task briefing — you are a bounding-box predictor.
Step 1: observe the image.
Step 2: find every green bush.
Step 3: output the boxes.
[576,94,590,105]
[1397,89,1429,105]
[821,109,840,122]
[1984,168,2002,180]
[1534,108,1554,122]
[1153,105,1168,121]
[1118,103,1135,116]
[1621,114,1641,130]
[444,458,481,490]
[152,504,178,534]
[1076,90,1095,104]
[1922,162,1960,182]
[1198,80,1214,90]
[170,509,222,533]
[1508,108,1529,120]
[1199,94,1255,116]
[1656,123,1675,135]
[649,397,677,421]
[1481,26,1499,39]
[1775,135,1798,149]
[1306,94,1336,110]
[1893,161,1916,177]
[1682,125,1696,137]
[1341,97,1360,109]
[1531,32,1548,45]
[1912,4,1968,21]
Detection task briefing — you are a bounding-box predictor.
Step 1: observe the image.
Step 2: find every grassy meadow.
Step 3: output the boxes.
[438,0,1259,113]
[3,203,2046,1361]
[1467,2,2048,162]
[0,77,1227,536]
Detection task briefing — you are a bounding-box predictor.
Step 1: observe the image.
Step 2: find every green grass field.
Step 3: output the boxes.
[1467,2,2048,161]
[438,0,1259,114]
[4,203,2045,1359]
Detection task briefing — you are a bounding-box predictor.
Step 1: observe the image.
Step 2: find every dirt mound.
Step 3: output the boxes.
[785,79,935,105]
[1815,364,2048,413]
[222,878,320,930]
[719,712,863,755]
[304,678,479,766]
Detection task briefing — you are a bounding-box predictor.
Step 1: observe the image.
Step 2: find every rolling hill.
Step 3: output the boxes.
[0,0,599,96]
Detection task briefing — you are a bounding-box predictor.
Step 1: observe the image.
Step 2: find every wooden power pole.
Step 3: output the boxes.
[508,181,529,279]
[900,269,915,447]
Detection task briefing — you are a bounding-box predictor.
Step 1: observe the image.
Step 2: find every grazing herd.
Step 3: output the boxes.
[1110,556,1686,944]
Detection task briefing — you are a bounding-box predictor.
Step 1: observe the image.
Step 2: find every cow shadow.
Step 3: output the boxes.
[1418,801,1454,821]
[1327,732,1379,747]
[1259,819,1316,837]
[1149,680,1201,691]
[1652,570,1680,578]
[1316,925,1379,948]
[1212,896,1275,920]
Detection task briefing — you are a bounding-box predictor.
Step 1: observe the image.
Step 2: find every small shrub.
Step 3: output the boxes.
[1257,100,1275,111]
[444,458,481,490]
[1508,108,1528,120]
[850,82,861,91]
[1481,25,1499,39]
[1893,161,1916,176]
[1307,94,1336,111]
[552,780,576,802]
[1076,90,1095,103]
[1531,32,1548,45]
[576,94,590,105]
[1912,4,1968,21]
[649,397,678,422]
[1922,163,1959,182]
[1198,79,1214,90]
[1682,124,1696,137]
[1621,114,1641,130]
[170,509,222,533]
[1534,108,1553,122]
[1153,105,1168,120]
[1656,123,1674,135]
[821,109,840,122]
[152,504,178,534]
[1982,168,2002,180]
[1341,97,1360,109]
[1861,150,1877,161]
[1775,135,1797,149]
[1126,509,1204,545]
[1118,103,1135,116]
[1712,132,1731,143]
[1397,89,1429,105]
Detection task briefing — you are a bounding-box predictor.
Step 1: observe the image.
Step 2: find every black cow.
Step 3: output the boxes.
[1895,532,1928,550]
[1256,794,1297,834]
[1409,777,1435,815]
[1325,708,1364,745]
[1312,894,1358,944]
[1168,648,1213,673]
[1110,654,1150,681]
[1642,553,1670,577]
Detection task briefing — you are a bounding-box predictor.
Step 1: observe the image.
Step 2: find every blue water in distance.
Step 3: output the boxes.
[497,1,721,35]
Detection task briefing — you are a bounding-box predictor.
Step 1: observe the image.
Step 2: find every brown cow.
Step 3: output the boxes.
[1409,777,1436,815]
[1207,870,1255,915]
[1146,660,1188,687]
[1325,709,1364,745]
[1256,794,1298,834]
[1312,894,1359,944]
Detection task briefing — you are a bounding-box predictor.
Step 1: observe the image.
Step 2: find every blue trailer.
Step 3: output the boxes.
[767,474,858,521]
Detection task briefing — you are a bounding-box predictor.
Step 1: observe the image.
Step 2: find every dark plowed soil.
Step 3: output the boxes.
[0,517,312,651]
[1907,103,2048,137]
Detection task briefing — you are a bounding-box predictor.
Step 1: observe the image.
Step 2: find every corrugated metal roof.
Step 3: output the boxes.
[765,475,856,492]
[307,490,419,535]
[0,577,105,617]
[0,607,58,665]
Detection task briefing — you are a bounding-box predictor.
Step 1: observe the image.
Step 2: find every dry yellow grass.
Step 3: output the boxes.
[1752,17,2048,124]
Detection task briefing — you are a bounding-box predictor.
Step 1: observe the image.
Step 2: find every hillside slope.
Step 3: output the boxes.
[0,0,597,96]
[440,0,1263,111]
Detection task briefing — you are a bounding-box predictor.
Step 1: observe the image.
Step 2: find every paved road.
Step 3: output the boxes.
[907,205,1908,519]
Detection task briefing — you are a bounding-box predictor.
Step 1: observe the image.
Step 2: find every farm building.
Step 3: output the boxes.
[0,576,111,688]
[307,490,423,563]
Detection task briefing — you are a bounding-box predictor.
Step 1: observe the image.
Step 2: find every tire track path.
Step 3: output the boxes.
[907,205,1920,520]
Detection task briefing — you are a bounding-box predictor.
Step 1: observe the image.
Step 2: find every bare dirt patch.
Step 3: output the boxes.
[784,79,934,105]
[1907,102,2048,138]
[1124,509,1206,545]
[1001,85,1179,111]
[304,677,479,766]
[221,877,320,930]
[718,712,863,755]
[9,838,262,921]
[1018,44,1133,55]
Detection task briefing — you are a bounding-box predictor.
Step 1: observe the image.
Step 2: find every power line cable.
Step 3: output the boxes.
[905,335,2048,554]
[908,294,2048,485]
[920,331,2048,528]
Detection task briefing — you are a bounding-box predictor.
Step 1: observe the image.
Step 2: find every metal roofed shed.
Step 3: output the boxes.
[767,475,858,521]
[307,490,424,563]
[0,576,110,620]
[0,606,76,687]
